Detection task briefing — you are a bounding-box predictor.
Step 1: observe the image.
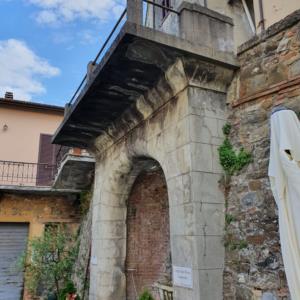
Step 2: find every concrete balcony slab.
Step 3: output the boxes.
[53,22,238,148]
[53,155,95,190]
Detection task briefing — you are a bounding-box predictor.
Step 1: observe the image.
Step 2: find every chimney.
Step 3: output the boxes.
[4,91,13,100]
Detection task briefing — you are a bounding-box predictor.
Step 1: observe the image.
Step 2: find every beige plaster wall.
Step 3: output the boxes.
[254,0,300,33]
[0,107,63,163]
[207,0,254,50]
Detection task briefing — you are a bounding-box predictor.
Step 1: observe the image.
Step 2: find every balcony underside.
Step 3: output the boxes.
[53,21,238,148]
[53,155,95,190]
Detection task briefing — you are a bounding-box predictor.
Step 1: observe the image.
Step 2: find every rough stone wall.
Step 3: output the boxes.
[126,169,171,300]
[224,11,300,300]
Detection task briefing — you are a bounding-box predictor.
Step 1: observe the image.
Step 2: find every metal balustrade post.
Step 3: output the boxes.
[127,0,143,24]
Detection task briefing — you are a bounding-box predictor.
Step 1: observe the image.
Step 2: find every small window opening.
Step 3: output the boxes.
[245,0,255,25]
[162,0,171,19]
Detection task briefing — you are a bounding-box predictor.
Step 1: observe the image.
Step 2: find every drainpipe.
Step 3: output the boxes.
[204,0,207,7]
[258,0,265,31]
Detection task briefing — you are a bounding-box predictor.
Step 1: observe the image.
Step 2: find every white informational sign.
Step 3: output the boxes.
[173,266,193,289]
[91,256,98,266]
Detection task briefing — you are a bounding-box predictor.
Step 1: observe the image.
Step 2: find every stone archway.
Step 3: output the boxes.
[89,58,228,300]
[126,161,171,300]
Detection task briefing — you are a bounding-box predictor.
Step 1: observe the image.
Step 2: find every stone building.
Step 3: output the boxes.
[53,1,300,299]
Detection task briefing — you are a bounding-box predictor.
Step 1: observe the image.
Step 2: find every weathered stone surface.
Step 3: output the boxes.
[53,21,237,149]
[224,11,300,300]
[53,155,95,190]
[87,61,229,300]
[72,205,92,299]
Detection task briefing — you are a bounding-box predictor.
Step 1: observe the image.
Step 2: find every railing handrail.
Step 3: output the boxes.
[0,160,55,167]
[143,0,179,15]
[0,160,57,187]
[68,0,180,106]
[69,8,127,105]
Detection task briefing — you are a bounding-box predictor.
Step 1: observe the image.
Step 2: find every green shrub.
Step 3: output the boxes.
[218,124,252,176]
[19,224,78,299]
[225,213,236,227]
[59,281,79,300]
[139,290,155,300]
[222,123,232,136]
[79,190,92,215]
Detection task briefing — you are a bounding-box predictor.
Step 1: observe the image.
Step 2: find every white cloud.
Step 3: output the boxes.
[0,39,60,100]
[36,10,58,25]
[28,0,126,25]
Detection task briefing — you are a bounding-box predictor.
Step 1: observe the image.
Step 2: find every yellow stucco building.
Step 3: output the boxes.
[0,93,81,299]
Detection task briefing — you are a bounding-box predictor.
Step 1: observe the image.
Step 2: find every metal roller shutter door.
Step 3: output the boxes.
[0,223,29,300]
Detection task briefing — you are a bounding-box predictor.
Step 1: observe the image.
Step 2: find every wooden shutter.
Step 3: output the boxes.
[36,134,56,186]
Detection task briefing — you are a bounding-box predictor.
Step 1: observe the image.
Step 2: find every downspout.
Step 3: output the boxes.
[258,0,265,31]
[204,0,207,7]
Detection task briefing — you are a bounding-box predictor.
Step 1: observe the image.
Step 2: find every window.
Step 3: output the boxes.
[36,134,60,186]
[162,0,171,20]
[245,0,255,25]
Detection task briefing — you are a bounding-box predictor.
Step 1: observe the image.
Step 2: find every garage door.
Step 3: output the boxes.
[0,223,29,300]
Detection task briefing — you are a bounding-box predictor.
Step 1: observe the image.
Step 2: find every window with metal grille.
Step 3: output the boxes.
[162,0,171,19]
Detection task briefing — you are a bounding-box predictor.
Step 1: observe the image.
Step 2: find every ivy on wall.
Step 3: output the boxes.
[218,123,252,176]
[218,123,252,252]
[79,189,93,216]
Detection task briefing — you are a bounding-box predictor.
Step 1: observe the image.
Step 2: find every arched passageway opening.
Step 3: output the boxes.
[125,161,171,300]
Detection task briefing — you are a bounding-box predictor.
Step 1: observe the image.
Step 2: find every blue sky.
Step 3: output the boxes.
[0,0,125,106]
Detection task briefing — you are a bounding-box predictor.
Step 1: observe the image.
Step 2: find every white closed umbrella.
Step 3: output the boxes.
[268,108,300,300]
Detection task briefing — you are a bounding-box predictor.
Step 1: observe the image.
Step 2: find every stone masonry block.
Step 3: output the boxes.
[188,87,227,119]
[96,220,126,239]
[194,202,224,236]
[189,114,221,144]
[190,171,224,204]
[167,173,191,207]
[171,235,224,270]
[163,117,190,153]
[166,144,192,178]
[198,269,223,300]
[97,203,127,221]
[190,142,213,173]
[169,203,195,236]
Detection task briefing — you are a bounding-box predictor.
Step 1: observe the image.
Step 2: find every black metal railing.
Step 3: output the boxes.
[55,145,70,171]
[69,7,127,105]
[67,0,179,107]
[0,160,56,187]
